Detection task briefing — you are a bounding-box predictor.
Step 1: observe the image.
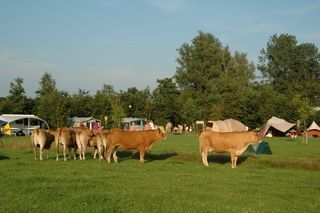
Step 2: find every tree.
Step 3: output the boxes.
[152,78,180,126]
[110,98,125,128]
[292,95,314,144]
[175,31,256,122]
[35,72,70,128]
[70,89,93,117]
[7,77,28,113]
[258,34,320,105]
[36,72,57,96]
[92,84,116,128]
[119,87,151,119]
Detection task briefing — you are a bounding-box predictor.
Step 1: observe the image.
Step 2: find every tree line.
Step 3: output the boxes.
[1,32,319,130]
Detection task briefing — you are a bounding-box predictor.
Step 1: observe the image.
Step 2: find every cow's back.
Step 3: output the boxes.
[200,131,259,153]
[109,130,164,149]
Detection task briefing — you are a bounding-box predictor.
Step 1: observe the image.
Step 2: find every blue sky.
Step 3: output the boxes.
[1,0,320,97]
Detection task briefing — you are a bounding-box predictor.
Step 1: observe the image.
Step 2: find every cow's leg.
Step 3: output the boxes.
[230,152,236,168]
[33,144,37,160]
[139,148,145,164]
[234,155,238,168]
[93,147,98,159]
[63,145,68,161]
[46,149,49,160]
[39,145,44,161]
[82,145,87,160]
[201,148,209,166]
[106,146,114,163]
[112,150,118,163]
[56,143,59,161]
[74,147,78,160]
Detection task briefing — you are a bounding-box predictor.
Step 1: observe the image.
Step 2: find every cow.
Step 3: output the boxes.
[55,127,78,161]
[105,127,166,164]
[199,130,262,168]
[75,128,96,160]
[31,128,55,160]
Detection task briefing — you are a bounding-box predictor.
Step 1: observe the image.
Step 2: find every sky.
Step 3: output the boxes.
[0,0,320,97]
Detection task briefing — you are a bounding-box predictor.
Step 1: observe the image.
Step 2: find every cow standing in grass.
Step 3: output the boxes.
[106,128,166,164]
[31,128,55,160]
[56,127,78,161]
[199,130,262,168]
[75,127,96,160]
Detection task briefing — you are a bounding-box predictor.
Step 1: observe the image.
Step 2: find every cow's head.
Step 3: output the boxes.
[158,126,167,140]
[250,130,263,144]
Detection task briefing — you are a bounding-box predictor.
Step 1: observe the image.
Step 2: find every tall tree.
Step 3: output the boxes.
[35,72,70,128]
[92,84,116,127]
[152,78,180,126]
[70,89,93,117]
[110,97,125,128]
[7,77,28,113]
[175,31,255,122]
[258,34,320,105]
[119,87,151,119]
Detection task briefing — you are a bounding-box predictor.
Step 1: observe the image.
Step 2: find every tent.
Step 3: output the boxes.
[261,116,297,137]
[256,142,272,154]
[0,114,49,136]
[207,119,247,132]
[246,141,272,154]
[70,116,101,130]
[304,121,320,138]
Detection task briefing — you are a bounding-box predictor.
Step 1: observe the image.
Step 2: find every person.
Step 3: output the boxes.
[92,122,100,131]
[143,121,151,130]
[129,122,136,131]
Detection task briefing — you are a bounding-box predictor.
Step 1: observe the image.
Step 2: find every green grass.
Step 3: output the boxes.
[0,134,320,212]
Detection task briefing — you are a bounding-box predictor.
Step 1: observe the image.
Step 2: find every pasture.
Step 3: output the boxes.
[0,134,319,212]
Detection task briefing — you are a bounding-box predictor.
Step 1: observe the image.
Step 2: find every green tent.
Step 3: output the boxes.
[246,141,272,154]
[256,141,272,154]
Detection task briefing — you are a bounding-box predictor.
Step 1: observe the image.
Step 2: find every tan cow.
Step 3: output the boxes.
[106,128,166,164]
[75,128,95,160]
[31,128,55,160]
[199,130,262,168]
[55,127,78,161]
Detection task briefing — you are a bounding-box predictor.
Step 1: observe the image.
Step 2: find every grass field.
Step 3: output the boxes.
[0,134,319,212]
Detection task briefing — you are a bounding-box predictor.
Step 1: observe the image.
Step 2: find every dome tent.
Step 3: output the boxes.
[207,119,247,132]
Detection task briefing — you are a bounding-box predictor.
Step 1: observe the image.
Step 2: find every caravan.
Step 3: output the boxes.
[0,114,49,136]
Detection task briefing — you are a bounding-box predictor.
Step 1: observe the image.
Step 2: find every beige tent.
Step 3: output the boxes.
[304,121,320,138]
[261,116,297,137]
[207,119,247,132]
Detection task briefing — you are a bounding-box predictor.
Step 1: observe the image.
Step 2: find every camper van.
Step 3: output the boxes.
[0,114,49,136]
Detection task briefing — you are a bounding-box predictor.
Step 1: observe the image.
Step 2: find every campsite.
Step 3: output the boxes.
[0,133,319,212]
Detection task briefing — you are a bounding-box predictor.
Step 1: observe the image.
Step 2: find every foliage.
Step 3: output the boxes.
[110,97,125,128]
[1,32,320,130]
[152,78,180,126]
[258,33,320,105]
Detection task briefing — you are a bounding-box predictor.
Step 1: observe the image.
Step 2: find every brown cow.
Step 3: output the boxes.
[31,128,55,160]
[199,130,262,168]
[55,127,78,161]
[106,128,166,164]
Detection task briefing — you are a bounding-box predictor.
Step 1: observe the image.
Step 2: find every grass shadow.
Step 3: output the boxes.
[115,150,178,162]
[0,155,9,160]
[207,154,249,166]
